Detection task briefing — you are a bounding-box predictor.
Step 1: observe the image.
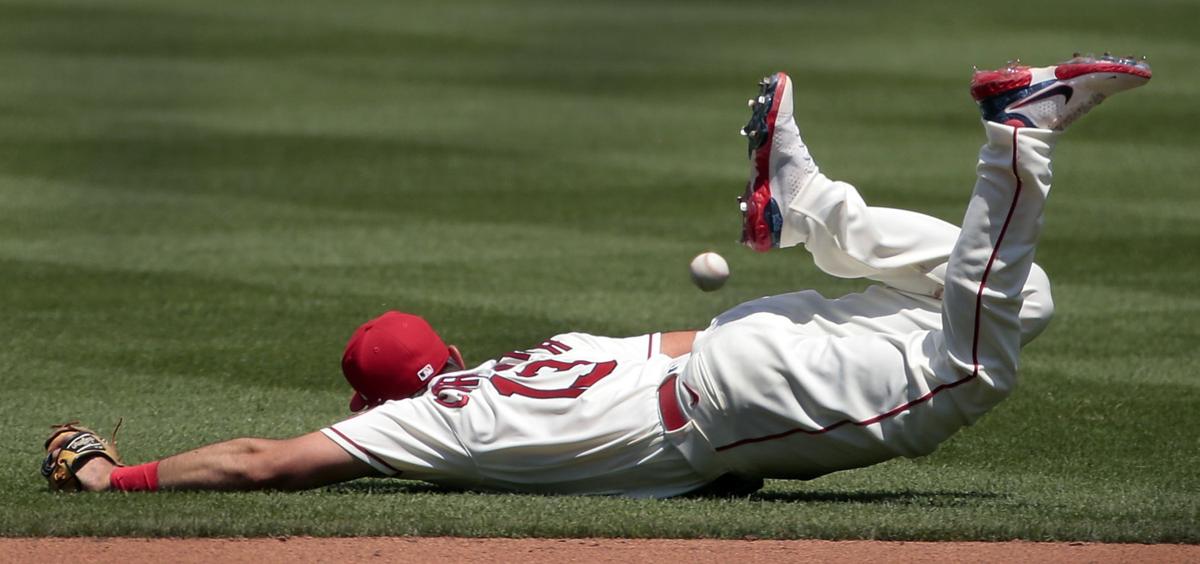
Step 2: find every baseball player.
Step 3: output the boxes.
[41,53,1151,497]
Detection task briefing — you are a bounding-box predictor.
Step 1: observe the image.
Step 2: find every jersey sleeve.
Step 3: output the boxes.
[321,397,476,483]
[547,332,661,363]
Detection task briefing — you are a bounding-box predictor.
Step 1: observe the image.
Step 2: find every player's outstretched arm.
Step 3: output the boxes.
[59,431,376,492]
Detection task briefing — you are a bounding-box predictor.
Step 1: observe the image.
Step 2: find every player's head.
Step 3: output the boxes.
[341,311,464,412]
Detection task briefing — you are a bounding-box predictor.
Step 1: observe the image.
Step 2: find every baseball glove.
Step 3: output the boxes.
[40,421,123,492]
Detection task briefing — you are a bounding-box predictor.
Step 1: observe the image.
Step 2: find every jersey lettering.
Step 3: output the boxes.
[532,339,571,354]
[431,375,483,408]
[493,351,531,371]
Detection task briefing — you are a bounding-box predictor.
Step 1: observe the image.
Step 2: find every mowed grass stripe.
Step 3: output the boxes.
[1,0,1197,542]
[0,197,739,329]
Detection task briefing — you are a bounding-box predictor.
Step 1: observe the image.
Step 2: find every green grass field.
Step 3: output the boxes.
[2,0,1198,542]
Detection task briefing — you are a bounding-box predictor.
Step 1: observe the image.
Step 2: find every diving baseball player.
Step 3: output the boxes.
[41,53,1151,497]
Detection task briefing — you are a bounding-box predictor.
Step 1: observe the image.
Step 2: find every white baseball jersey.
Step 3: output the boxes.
[325,121,1059,497]
[323,332,711,498]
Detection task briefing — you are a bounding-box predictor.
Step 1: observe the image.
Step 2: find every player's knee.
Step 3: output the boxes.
[1019,265,1055,343]
[1020,300,1054,344]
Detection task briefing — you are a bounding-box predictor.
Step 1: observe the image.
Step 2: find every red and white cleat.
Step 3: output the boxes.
[971,53,1152,130]
[738,72,817,252]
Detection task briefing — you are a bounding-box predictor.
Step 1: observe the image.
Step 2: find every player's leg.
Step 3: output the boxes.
[61,431,375,492]
[738,71,1054,340]
[689,118,1063,472]
[739,72,961,294]
[680,56,1151,479]
[938,54,1150,399]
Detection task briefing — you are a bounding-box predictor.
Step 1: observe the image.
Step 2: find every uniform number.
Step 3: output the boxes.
[491,359,618,400]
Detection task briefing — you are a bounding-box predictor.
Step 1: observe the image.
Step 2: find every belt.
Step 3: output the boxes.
[657,374,689,432]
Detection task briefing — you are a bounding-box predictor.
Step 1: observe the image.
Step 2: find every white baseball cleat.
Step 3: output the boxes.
[971,53,1152,130]
[737,72,819,252]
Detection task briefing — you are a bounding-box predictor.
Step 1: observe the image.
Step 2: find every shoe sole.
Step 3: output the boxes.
[739,72,789,252]
[972,56,1152,101]
[744,72,788,162]
[973,55,1151,129]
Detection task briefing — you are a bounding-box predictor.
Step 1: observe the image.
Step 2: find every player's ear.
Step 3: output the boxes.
[446,345,465,372]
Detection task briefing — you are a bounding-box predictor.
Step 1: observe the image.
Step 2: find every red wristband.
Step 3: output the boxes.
[109,461,160,492]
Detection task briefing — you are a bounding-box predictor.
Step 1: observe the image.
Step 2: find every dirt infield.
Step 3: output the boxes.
[3,537,1197,563]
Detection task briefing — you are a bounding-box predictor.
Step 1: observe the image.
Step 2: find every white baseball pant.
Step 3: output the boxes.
[666,122,1059,480]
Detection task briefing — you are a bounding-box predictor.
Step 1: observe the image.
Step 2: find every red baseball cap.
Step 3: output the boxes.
[342,311,451,412]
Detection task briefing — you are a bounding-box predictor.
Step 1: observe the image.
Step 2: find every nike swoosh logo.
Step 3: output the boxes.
[1011,84,1074,109]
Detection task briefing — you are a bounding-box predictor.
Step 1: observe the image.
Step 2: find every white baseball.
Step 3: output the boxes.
[689,251,730,292]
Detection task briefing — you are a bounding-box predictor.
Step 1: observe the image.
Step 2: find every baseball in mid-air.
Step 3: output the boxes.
[689,251,730,292]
